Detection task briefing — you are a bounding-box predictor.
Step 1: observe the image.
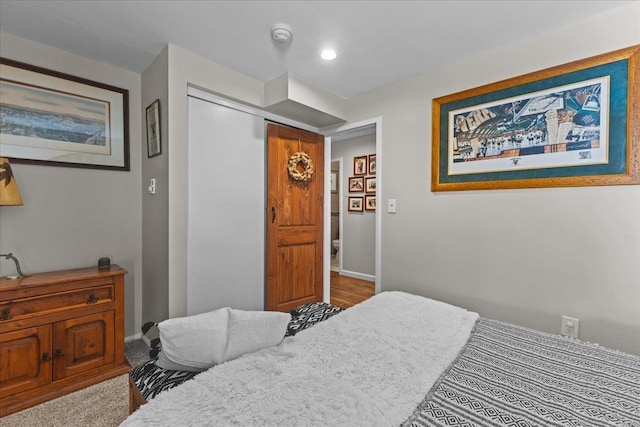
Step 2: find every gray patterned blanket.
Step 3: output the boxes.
[404,318,640,427]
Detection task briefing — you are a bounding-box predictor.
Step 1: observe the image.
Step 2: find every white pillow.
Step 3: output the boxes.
[224,309,291,361]
[157,307,230,371]
[156,307,291,372]
[156,349,207,372]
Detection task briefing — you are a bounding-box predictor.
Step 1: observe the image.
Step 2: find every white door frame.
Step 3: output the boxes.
[327,157,344,275]
[323,117,382,302]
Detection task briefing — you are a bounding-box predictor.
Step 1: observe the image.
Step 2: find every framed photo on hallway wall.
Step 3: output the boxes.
[348,196,363,212]
[368,154,376,174]
[431,45,639,191]
[365,177,376,193]
[330,170,338,193]
[365,195,376,211]
[0,57,130,170]
[353,155,367,175]
[349,176,364,192]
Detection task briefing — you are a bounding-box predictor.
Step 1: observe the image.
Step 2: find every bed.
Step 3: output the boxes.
[124,292,640,426]
[128,301,342,406]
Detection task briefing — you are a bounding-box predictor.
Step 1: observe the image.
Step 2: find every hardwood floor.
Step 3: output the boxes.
[330,271,375,309]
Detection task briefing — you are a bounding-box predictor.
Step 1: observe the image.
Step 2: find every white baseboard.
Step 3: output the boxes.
[339,269,375,282]
[125,333,142,343]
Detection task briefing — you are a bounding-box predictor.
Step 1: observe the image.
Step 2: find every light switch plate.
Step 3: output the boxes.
[388,199,397,213]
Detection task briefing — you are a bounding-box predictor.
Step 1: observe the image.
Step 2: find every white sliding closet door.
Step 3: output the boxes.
[187,96,265,315]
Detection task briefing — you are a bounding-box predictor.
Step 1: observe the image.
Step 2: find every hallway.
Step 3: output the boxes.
[329,271,375,309]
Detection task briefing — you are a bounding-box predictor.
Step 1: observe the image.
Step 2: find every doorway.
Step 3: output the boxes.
[324,118,381,309]
[330,160,341,273]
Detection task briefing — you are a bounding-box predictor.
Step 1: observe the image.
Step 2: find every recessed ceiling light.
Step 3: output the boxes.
[321,49,337,61]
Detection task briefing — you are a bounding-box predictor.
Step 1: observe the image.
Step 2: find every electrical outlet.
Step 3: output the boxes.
[561,315,580,338]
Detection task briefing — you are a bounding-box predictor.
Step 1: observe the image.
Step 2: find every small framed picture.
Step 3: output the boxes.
[146,99,162,158]
[348,176,364,192]
[368,154,376,175]
[365,177,376,193]
[348,197,364,212]
[365,195,376,211]
[330,170,338,193]
[353,156,367,176]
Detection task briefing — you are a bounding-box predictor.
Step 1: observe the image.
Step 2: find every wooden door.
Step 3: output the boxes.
[0,325,52,398]
[53,311,114,380]
[266,123,324,311]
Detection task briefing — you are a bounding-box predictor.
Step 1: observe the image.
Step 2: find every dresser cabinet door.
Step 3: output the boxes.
[0,325,52,398]
[52,311,114,381]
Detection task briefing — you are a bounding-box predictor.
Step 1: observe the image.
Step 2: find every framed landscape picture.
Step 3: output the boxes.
[0,57,130,170]
[431,45,639,191]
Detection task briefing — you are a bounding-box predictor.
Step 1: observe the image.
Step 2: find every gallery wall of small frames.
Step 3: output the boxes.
[348,153,376,212]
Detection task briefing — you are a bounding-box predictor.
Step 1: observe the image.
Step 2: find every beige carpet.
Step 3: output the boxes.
[0,374,129,427]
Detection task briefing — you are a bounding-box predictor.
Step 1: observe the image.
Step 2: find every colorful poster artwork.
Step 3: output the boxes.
[448,77,608,175]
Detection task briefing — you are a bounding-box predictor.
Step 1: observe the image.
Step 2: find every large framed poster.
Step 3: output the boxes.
[432,45,639,191]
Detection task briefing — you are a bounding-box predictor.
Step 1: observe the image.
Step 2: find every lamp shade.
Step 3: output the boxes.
[0,157,24,206]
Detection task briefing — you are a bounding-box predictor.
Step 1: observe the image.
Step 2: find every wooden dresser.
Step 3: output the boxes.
[0,265,130,416]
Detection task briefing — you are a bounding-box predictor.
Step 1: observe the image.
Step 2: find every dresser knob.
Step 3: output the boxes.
[0,308,11,321]
[42,352,50,362]
[87,293,98,304]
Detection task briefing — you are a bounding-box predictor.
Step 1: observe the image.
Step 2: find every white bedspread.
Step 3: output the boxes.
[121,291,479,426]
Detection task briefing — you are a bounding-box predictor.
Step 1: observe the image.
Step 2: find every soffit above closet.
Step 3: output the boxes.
[264,72,346,128]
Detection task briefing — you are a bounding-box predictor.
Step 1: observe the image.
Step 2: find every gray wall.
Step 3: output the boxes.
[0,33,143,337]
[141,47,169,325]
[332,135,376,278]
[346,4,640,354]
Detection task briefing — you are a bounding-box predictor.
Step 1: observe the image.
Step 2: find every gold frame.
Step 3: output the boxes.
[432,45,639,191]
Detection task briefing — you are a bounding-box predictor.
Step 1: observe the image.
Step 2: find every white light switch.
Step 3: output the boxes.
[387,199,397,213]
[148,178,156,195]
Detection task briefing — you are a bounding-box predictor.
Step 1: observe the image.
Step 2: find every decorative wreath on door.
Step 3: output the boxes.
[287,151,314,182]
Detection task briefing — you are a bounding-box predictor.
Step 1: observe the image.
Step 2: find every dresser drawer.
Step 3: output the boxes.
[0,285,113,322]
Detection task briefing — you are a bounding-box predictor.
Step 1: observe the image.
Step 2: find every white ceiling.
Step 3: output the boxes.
[0,1,632,98]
